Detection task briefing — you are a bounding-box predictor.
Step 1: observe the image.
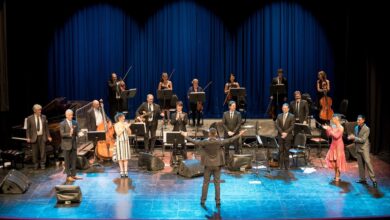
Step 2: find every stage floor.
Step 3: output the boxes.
[1,149,390,219]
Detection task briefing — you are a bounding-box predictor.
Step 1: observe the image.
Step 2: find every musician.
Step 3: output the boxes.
[86,100,104,132]
[317,70,330,100]
[222,101,242,160]
[181,128,246,206]
[170,101,188,160]
[136,94,164,153]
[270,68,288,118]
[114,112,132,178]
[187,79,203,126]
[224,73,240,105]
[347,115,377,188]
[275,103,294,170]
[108,72,127,119]
[60,109,82,182]
[26,104,52,169]
[289,91,309,124]
[158,72,173,122]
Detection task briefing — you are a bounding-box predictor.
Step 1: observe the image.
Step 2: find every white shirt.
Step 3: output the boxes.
[94,108,103,126]
[282,113,288,126]
[229,111,234,119]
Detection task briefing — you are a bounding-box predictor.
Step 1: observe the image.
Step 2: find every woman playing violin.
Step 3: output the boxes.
[224,73,240,105]
[158,72,173,122]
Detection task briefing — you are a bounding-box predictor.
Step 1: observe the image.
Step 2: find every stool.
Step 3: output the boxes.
[1,150,25,169]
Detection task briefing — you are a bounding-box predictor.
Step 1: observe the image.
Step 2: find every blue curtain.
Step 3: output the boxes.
[48,1,334,118]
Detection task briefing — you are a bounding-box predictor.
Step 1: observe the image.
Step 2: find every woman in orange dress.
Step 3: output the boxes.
[322,114,347,182]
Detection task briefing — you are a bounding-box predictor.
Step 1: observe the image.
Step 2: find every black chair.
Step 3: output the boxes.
[289,133,309,167]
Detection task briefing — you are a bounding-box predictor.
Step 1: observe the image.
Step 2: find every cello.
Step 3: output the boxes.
[319,91,334,121]
[95,99,116,160]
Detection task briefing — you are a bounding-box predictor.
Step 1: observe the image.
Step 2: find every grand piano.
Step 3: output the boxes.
[10,97,93,164]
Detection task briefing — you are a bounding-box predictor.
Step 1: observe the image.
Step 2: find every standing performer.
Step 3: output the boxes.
[348,115,377,187]
[223,73,240,106]
[270,68,288,118]
[317,70,333,123]
[114,112,132,178]
[86,100,104,132]
[289,91,309,124]
[135,94,164,153]
[60,109,82,182]
[108,72,127,119]
[187,79,204,126]
[170,101,188,161]
[157,72,173,123]
[275,103,294,170]
[181,128,246,206]
[26,104,52,169]
[322,114,347,182]
[222,101,242,160]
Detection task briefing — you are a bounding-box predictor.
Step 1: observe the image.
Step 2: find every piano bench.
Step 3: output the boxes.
[1,150,25,169]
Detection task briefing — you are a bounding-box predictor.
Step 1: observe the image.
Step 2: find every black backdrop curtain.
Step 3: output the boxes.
[3,0,390,153]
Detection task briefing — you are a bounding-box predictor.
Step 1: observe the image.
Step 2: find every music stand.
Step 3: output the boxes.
[157,89,173,127]
[257,135,279,174]
[189,92,205,137]
[130,123,146,153]
[230,88,246,109]
[87,131,106,168]
[121,88,137,117]
[294,123,311,135]
[270,84,286,112]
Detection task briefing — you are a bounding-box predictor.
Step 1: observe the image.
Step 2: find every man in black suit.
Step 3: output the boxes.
[289,91,309,124]
[170,101,188,160]
[60,109,82,182]
[181,128,246,207]
[86,100,104,132]
[270,68,288,118]
[222,101,242,160]
[275,103,295,170]
[26,104,52,169]
[136,94,164,153]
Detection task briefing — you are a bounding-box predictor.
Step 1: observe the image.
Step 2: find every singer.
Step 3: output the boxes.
[170,101,188,161]
[114,112,132,178]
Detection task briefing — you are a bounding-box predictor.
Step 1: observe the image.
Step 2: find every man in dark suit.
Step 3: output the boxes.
[26,104,52,169]
[86,100,104,132]
[289,91,309,124]
[222,101,242,160]
[270,68,288,118]
[60,109,82,182]
[348,115,377,188]
[181,128,246,206]
[275,103,295,170]
[136,94,164,153]
[170,101,188,160]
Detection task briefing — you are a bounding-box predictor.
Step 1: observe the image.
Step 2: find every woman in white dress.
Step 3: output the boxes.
[114,112,132,178]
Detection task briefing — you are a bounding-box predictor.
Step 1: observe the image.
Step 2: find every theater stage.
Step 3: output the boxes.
[1,147,390,219]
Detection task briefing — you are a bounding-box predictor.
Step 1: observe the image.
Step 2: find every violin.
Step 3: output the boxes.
[95,99,116,160]
[196,81,213,111]
[119,65,133,92]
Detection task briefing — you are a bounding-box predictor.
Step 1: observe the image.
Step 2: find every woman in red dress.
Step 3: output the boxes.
[322,114,347,182]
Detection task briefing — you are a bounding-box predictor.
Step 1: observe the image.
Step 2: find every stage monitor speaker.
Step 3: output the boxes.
[228,154,253,171]
[178,159,204,178]
[138,152,165,171]
[55,185,82,203]
[0,169,31,194]
[76,155,90,170]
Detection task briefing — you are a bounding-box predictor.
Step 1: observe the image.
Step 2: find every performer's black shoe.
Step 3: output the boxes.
[373,181,378,188]
[356,179,367,184]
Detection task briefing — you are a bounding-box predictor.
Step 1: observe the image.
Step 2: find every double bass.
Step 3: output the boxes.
[95,100,116,160]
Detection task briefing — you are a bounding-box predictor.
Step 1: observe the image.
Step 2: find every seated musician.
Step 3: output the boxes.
[270,68,288,118]
[170,101,188,162]
[187,79,203,126]
[157,72,173,123]
[224,73,240,105]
